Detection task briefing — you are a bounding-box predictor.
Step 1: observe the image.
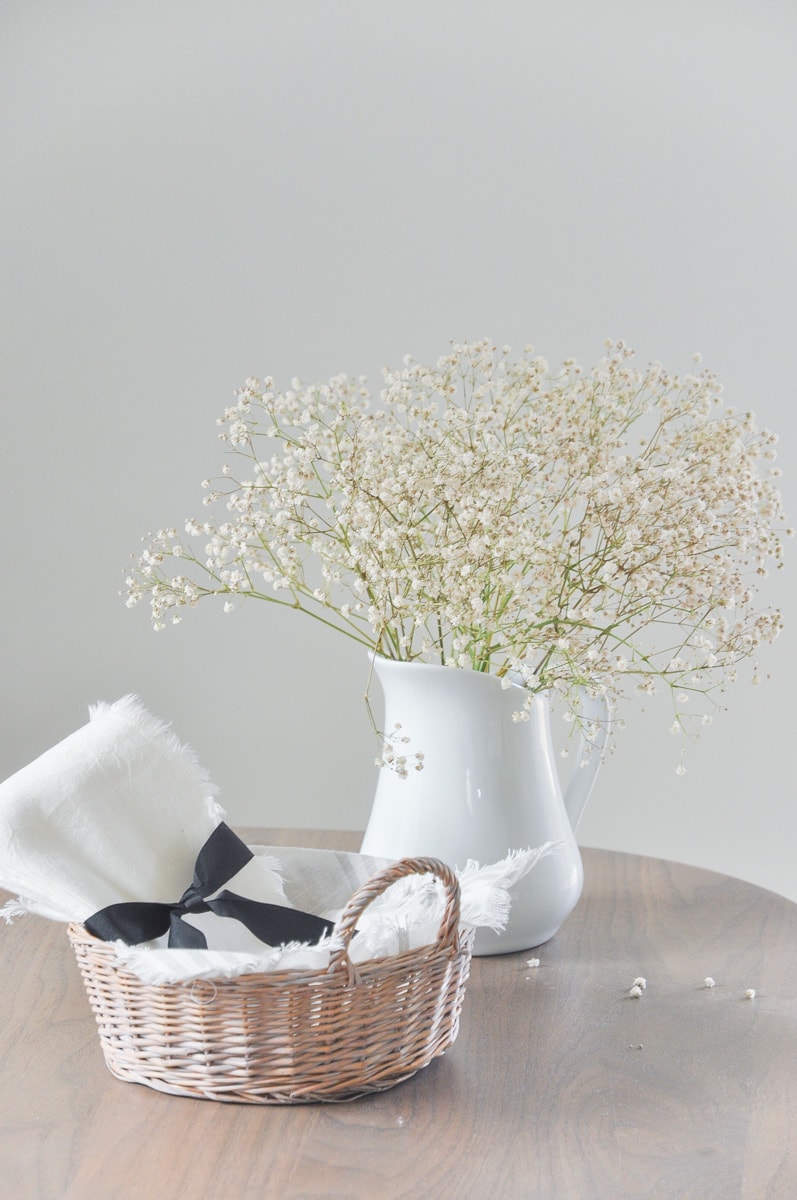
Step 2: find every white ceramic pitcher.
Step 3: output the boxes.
[360,656,610,955]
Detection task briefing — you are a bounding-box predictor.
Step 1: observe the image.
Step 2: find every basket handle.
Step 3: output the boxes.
[327,856,461,974]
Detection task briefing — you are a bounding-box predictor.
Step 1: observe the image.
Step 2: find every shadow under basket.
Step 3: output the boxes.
[67,856,473,1104]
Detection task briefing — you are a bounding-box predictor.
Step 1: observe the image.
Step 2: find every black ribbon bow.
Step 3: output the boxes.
[84,822,333,950]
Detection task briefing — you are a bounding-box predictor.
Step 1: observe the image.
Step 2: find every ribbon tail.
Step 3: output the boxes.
[84,901,173,944]
[208,891,334,947]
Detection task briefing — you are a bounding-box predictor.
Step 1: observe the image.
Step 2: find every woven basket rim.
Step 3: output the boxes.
[67,917,471,987]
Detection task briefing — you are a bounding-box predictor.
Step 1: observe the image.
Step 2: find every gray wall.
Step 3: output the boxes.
[2,2,795,899]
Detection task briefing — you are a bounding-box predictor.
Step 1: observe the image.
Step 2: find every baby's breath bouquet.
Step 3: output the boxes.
[127,340,788,739]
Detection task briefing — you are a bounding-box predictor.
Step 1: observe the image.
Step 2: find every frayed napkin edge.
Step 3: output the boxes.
[89,694,226,824]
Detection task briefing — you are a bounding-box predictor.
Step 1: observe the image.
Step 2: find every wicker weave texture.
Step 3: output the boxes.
[68,856,473,1104]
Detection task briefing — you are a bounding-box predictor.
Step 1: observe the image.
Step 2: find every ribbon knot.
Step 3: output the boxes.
[84,822,333,950]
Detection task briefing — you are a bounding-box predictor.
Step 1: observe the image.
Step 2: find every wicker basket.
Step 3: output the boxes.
[67,856,473,1104]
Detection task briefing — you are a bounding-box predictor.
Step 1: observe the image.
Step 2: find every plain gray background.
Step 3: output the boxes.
[2,1,795,899]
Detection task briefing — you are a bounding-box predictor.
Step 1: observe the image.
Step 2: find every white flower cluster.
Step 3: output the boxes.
[126,339,788,731]
[373,722,425,780]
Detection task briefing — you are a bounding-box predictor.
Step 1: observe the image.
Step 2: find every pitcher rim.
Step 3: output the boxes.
[368,650,550,700]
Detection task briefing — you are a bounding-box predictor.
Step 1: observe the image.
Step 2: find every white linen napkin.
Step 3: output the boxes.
[113,843,555,984]
[0,696,288,930]
[0,695,557,982]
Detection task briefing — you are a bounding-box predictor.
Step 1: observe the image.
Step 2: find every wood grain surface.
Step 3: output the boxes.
[1,830,794,1200]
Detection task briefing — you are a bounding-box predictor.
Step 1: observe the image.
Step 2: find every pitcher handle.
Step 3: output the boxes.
[563,691,611,833]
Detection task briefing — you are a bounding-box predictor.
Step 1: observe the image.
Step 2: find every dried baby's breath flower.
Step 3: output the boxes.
[628,985,644,998]
[744,988,756,1000]
[703,977,716,988]
[374,722,423,778]
[126,340,788,745]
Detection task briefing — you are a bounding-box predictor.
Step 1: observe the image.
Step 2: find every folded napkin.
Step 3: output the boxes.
[0,697,309,947]
[112,842,554,984]
[0,696,556,982]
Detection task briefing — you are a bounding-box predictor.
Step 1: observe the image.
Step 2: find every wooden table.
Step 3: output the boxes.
[1,830,795,1200]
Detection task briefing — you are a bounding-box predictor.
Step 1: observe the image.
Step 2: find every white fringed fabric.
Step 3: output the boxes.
[0,696,556,982]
